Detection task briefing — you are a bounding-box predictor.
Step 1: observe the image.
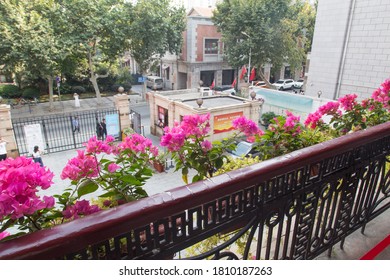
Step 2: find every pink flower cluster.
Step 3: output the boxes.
[0,157,55,220]
[161,114,211,152]
[0,231,10,241]
[84,135,114,154]
[60,150,100,181]
[62,200,100,220]
[118,133,158,156]
[372,79,390,109]
[284,111,301,133]
[232,116,263,139]
[338,94,358,111]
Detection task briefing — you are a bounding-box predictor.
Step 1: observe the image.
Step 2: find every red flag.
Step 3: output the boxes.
[249,67,256,82]
[231,78,237,88]
[239,66,247,80]
[210,79,215,89]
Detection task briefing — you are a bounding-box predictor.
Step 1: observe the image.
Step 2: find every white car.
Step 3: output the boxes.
[293,79,304,89]
[272,79,294,90]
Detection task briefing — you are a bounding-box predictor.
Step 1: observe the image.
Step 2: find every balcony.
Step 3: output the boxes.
[0,122,389,260]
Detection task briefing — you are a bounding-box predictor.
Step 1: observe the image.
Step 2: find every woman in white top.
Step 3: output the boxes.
[0,137,7,161]
[32,145,44,167]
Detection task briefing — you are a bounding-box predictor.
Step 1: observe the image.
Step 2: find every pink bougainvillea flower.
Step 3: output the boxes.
[304,111,323,129]
[62,200,100,220]
[0,231,10,241]
[84,136,113,155]
[181,113,211,137]
[160,124,186,152]
[108,163,121,173]
[232,116,261,137]
[61,150,99,181]
[338,94,358,111]
[0,157,55,220]
[284,111,300,130]
[201,140,212,152]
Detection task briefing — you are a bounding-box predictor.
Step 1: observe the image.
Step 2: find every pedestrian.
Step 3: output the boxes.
[96,121,103,140]
[32,145,44,167]
[74,93,80,108]
[72,116,80,133]
[0,137,7,161]
[100,118,107,139]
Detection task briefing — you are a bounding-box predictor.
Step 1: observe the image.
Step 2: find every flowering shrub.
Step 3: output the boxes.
[60,134,159,204]
[0,157,55,239]
[0,133,158,241]
[305,80,390,136]
[160,114,263,183]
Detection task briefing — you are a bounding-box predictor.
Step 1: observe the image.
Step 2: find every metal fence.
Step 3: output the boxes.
[12,108,120,156]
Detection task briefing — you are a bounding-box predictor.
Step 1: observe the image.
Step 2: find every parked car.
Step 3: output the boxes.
[293,79,304,89]
[227,141,261,159]
[249,81,269,89]
[213,85,236,95]
[272,79,294,90]
[146,76,163,90]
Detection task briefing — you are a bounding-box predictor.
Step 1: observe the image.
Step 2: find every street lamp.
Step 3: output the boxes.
[241,31,251,84]
[317,90,322,98]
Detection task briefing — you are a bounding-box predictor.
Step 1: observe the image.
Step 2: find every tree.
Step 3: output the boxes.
[213,0,316,85]
[57,0,133,103]
[0,0,69,109]
[128,0,185,98]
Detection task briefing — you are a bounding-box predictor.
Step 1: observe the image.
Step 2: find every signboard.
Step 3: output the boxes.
[23,124,45,155]
[213,112,243,134]
[138,76,146,83]
[105,113,120,139]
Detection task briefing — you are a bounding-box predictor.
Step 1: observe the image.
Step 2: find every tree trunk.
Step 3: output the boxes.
[258,68,273,88]
[47,75,54,110]
[88,50,102,104]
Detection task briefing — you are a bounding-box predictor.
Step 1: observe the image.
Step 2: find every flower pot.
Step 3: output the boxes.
[153,161,165,173]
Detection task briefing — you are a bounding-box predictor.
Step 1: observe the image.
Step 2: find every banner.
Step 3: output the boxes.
[23,123,45,155]
[213,112,243,134]
[105,113,120,139]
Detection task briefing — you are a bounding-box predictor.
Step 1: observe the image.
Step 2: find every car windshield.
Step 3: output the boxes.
[297,79,304,82]
[232,142,252,157]
[155,79,163,84]
[275,80,284,84]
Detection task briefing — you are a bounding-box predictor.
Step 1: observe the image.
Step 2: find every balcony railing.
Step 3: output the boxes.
[0,122,389,260]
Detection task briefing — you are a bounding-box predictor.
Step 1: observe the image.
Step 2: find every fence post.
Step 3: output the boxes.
[0,104,19,158]
[114,94,131,136]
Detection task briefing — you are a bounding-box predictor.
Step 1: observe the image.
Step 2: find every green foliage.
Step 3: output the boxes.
[0,84,21,98]
[261,111,278,126]
[22,87,40,99]
[212,0,315,78]
[214,156,262,176]
[71,86,86,94]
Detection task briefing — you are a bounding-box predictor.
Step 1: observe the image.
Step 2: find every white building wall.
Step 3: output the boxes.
[306,0,390,100]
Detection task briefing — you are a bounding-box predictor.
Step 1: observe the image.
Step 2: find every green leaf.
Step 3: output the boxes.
[77,179,99,198]
[121,175,142,186]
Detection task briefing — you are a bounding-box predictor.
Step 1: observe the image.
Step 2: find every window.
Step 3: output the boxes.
[205,39,219,55]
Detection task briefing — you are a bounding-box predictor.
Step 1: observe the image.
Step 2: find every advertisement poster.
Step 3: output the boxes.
[23,123,45,155]
[105,113,120,138]
[213,112,243,134]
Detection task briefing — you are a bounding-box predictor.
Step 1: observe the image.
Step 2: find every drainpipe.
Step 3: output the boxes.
[334,0,356,100]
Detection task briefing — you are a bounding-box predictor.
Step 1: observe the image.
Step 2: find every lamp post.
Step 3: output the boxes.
[241,31,251,84]
[317,90,322,98]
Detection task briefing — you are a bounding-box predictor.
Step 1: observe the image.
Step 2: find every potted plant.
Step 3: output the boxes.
[153,152,167,173]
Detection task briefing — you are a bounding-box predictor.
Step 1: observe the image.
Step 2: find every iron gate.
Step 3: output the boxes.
[130,109,142,135]
[12,108,120,156]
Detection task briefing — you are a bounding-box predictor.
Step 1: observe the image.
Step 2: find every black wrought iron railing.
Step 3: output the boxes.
[0,122,389,260]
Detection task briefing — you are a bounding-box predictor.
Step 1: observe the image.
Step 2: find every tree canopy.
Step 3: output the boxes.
[212,0,316,81]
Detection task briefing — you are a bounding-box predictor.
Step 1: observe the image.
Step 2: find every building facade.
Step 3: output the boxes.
[305,0,390,100]
[161,7,235,90]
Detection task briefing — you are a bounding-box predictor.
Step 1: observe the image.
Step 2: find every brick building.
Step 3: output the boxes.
[306,0,390,100]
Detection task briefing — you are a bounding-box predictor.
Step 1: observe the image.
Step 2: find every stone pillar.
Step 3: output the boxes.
[249,100,261,123]
[0,104,18,158]
[148,91,157,135]
[113,94,131,135]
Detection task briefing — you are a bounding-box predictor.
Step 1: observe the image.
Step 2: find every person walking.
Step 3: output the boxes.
[32,146,44,167]
[74,93,80,108]
[0,137,7,161]
[96,121,103,140]
[72,116,80,133]
[100,118,107,139]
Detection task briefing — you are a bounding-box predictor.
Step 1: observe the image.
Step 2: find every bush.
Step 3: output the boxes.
[261,111,278,126]
[71,86,86,94]
[111,82,132,92]
[0,84,21,98]
[22,87,40,99]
